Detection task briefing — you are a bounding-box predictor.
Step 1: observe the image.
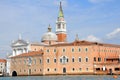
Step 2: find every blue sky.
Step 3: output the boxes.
[0,0,120,58]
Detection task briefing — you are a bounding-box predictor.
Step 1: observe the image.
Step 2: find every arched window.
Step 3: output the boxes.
[47,58,50,63]
[72,57,75,62]
[79,57,81,62]
[78,48,81,52]
[63,48,66,52]
[60,56,68,64]
[85,48,88,52]
[98,57,101,62]
[47,68,50,72]
[54,58,56,63]
[58,23,61,29]
[28,57,32,65]
[40,59,42,64]
[72,48,74,52]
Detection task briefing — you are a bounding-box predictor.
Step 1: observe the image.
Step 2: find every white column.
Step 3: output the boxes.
[13,50,15,56]
[23,48,25,53]
[13,49,16,56]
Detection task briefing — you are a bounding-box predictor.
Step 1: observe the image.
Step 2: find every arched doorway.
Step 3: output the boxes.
[63,67,66,73]
[28,69,31,75]
[12,71,17,76]
[109,69,113,75]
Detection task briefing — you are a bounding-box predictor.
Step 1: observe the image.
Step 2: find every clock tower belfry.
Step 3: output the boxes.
[56,2,67,42]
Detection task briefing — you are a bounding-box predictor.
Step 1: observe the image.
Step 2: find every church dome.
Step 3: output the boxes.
[41,25,57,42]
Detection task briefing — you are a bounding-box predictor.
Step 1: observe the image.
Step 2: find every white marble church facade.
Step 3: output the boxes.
[11,38,29,56]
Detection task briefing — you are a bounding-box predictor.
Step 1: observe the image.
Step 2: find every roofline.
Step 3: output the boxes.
[11,51,44,58]
[46,40,120,48]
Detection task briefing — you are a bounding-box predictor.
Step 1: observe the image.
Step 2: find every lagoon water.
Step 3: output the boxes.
[0,75,119,80]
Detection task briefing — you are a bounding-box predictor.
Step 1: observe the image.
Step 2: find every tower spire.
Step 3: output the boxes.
[56,1,67,42]
[59,1,64,18]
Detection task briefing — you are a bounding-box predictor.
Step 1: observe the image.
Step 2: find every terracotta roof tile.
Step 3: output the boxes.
[11,51,43,58]
[50,40,120,47]
[0,59,6,63]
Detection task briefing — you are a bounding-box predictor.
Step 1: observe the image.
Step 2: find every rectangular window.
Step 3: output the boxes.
[47,68,50,72]
[79,58,81,62]
[115,68,120,71]
[98,57,101,62]
[60,59,62,63]
[66,58,68,62]
[47,49,49,53]
[96,68,100,71]
[94,57,96,62]
[54,59,56,63]
[63,49,65,52]
[72,68,75,71]
[85,48,88,52]
[40,59,42,64]
[78,48,81,52]
[72,58,74,62]
[54,68,57,71]
[72,48,74,52]
[54,49,56,53]
[47,59,50,63]
[86,58,88,62]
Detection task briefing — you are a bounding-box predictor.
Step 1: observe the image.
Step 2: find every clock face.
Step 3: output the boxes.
[28,57,32,65]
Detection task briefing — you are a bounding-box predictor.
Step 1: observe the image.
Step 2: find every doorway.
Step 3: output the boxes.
[109,69,113,75]
[12,71,17,76]
[28,69,31,75]
[63,67,66,73]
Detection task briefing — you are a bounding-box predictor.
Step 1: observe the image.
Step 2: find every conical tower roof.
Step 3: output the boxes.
[58,2,64,18]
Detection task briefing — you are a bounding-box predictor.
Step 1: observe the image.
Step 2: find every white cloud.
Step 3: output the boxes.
[85,35,102,42]
[88,0,113,4]
[107,28,120,39]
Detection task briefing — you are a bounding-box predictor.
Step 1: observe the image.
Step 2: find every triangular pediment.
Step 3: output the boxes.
[12,39,28,47]
[14,42,25,46]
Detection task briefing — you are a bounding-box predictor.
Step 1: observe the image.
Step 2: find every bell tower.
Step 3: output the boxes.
[56,2,67,42]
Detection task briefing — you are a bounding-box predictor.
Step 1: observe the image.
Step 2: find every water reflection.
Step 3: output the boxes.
[0,75,119,80]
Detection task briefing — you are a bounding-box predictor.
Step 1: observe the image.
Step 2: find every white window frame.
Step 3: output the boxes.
[60,56,68,64]
[86,57,89,62]
[78,57,81,62]
[47,58,50,63]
